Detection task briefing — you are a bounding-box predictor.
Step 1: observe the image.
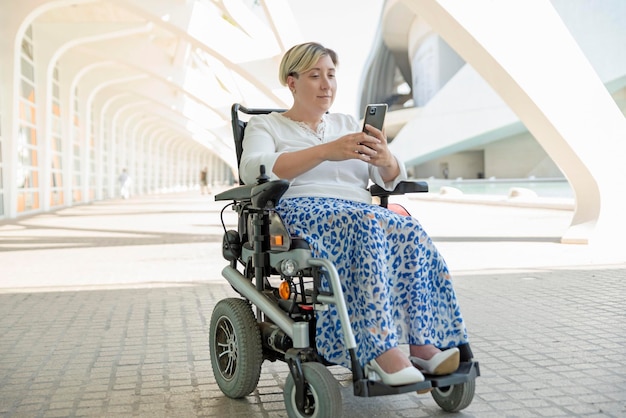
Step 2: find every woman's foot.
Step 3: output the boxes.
[409,345,460,375]
[365,347,424,386]
[375,347,413,374]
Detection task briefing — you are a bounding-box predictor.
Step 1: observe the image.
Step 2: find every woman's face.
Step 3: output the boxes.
[288,54,337,113]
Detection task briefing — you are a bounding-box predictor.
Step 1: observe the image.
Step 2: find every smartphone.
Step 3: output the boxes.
[362,104,387,135]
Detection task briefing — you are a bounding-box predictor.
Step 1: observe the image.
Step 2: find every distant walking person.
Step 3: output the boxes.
[119,168,131,199]
[200,166,209,194]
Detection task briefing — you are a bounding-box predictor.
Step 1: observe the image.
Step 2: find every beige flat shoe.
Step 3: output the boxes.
[365,359,425,386]
[410,347,460,375]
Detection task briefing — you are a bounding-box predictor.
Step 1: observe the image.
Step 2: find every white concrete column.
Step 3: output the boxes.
[31,27,52,211]
[0,10,20,219]
[101,99,119,198]
[122,112,140,197]
[97,94,128,197]
[157,133,171,192]
[110,101,146,196]
[126,114,148,195]
[148,128,167,193]
[174,141,184,190]
[140,122,163,194]
[161,137,175,191]
[144,126,155,194]
[179,145,189,189]
[78,86,92,202]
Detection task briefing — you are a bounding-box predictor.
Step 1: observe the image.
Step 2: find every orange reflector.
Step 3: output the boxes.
[279,281,291,300]
[272,235,284,246]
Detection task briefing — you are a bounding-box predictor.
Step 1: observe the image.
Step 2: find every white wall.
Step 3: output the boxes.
[484,133,564,179]
[410,133,565,180]
[411,150,483,179]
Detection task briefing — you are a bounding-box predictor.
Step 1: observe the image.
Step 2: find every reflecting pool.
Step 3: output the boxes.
[421,177,573,199]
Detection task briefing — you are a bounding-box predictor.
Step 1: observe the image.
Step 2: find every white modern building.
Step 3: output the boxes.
[362,1,626,182]
[1,0,625,247]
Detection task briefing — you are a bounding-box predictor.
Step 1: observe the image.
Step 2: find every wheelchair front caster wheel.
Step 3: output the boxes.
[284,362,342,418]
[209,298,263,399]
[431,379,475,412]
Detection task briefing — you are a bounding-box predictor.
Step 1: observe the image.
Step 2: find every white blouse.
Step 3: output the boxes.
[239,112,407,204]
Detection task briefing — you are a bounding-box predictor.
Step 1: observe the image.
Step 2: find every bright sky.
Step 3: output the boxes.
[288,0,386,118]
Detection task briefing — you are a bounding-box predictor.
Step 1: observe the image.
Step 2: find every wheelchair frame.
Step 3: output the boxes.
[210,103,479,417]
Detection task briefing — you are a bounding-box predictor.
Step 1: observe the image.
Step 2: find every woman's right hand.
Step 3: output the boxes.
[324,131,380,162]
[273,131,380,180]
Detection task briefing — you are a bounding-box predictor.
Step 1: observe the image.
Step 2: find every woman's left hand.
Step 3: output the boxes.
[360,124,397,170]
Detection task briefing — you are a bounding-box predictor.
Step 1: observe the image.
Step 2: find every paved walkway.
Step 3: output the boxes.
[0,190,624,417]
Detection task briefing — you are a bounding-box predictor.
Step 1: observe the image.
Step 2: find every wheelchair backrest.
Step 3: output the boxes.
[231,103,285,184]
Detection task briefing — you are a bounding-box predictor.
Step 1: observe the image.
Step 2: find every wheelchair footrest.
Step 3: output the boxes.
[353,361,479,398]
[429,360,480,387]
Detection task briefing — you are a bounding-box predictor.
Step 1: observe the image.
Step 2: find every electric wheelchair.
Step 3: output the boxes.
[209,103,480,417]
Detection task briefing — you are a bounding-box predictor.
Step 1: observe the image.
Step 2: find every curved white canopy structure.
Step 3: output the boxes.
[379,0,626,247]
[0,0,306,217]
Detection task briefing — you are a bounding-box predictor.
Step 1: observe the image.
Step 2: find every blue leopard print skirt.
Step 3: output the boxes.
[276,197,469,369]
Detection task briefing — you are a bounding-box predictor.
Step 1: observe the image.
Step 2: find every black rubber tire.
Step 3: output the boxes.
[209,298,263,399]
[431,379,475,412]
[283,362,342,418]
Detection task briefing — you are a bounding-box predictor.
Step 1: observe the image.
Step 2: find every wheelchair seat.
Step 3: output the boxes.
[209,103,479,418]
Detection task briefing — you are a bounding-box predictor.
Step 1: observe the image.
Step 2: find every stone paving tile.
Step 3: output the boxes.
[1,266,625,417]
[1,192,625,417]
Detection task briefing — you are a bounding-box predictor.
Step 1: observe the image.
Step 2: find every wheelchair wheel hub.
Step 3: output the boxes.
[215,315,238,380]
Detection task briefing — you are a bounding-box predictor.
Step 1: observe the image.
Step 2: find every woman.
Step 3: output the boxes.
[240,42,468,386]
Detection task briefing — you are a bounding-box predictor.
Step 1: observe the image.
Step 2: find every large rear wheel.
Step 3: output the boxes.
[209,298,263,398]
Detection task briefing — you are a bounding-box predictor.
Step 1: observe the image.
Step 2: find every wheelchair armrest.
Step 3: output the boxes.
[215,183,255,202]
[369,180,428,197]
[215,179,290,209]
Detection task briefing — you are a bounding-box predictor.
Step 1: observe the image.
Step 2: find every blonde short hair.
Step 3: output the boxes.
[278,42,339,86]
